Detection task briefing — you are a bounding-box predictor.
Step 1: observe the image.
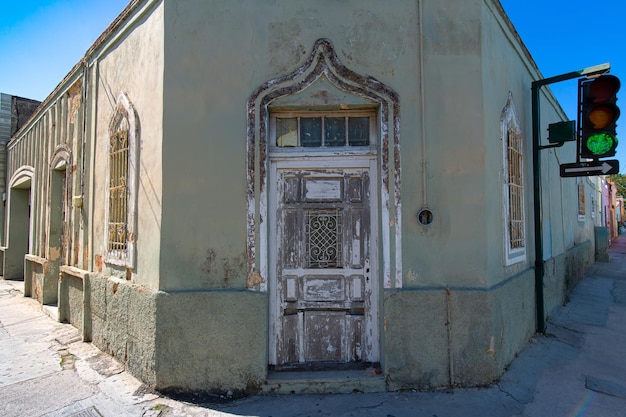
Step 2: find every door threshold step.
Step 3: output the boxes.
[263,369,386,394]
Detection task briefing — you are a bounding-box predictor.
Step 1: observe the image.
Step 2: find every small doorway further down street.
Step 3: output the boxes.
[4,170,33,281]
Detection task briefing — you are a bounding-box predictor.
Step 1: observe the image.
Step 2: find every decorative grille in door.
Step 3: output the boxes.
[305,210,342,268]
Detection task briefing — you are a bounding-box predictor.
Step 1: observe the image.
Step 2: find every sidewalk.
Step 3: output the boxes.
[1,236,626,417]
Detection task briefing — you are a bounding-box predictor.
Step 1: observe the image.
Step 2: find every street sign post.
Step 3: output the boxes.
[559,159,619,177]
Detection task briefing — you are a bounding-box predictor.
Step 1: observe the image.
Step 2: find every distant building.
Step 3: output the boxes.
[2,0,600,394]
[0,94,40,247]
[605,177,619,240]
[617,196,624,231]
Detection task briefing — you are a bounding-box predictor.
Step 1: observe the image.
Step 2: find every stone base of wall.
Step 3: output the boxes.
[88,274,159,387]
[543,240,594,314]
[59,266,91,340]
[70,275,268,393]
[383,269,535,390]
[59,241,592,394]
[24,255,58,305]
[594,227,610,262]
[154,290,268,394]
[382,242,593,391]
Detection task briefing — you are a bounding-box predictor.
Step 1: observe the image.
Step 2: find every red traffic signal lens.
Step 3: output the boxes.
[588,75,621,103]
[588,104,620,129]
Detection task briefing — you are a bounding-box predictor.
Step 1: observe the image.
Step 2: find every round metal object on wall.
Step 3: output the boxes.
[417,208,433,226]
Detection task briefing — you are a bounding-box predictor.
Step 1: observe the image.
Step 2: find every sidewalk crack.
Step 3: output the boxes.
[496,383,525,406]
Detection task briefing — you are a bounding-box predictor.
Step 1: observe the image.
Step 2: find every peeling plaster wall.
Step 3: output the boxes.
[4,76,84,301]
[6,83,83,265]
[448,274,534,386]
[28,261,45,304]
[84,1,164,387]
[485,271,535,378]
[384,272,534,390]
[160,0,416,292]
[91,1,164,289]
[480,0,596,284]
[401,0,488,290]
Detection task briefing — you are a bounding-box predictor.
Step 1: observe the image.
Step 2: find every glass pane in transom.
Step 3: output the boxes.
[300,117,322,147]
[348,117,369,146]
[325,117,346,147]
[276,118,298,147]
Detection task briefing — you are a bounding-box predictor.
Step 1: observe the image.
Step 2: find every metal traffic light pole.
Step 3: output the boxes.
[531,63,610,333]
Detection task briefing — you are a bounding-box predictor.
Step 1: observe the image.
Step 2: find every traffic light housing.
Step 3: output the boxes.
[579,74,620,159]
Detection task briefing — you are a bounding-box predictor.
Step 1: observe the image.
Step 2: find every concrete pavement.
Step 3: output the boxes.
[1,235,626,416]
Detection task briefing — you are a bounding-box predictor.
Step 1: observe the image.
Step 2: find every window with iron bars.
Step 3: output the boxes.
[507,127,525,251]
[105,92,138,271]
[578,182,585,216]
[501,93,526,265]
[108,127,129,256]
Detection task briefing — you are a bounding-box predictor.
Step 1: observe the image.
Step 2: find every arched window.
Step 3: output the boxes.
[501,92,526,265]
[106,92,139,269]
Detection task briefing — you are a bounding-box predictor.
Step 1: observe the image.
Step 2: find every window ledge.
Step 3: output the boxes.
[60,265,89,280]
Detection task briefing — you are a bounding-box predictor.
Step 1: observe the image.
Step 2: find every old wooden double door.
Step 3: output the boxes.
[269,158,379,369]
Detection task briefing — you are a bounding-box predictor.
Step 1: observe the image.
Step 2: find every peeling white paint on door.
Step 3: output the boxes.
[269,158,379,367]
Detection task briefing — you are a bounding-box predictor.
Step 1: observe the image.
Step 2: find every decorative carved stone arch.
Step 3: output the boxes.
[8,165,35,190]
[50,144,72,171]
[500,91,522,135]
[105,91,140,269]
[246,38,402,291]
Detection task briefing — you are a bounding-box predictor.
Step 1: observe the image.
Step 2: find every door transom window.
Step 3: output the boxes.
[271,111,376,148]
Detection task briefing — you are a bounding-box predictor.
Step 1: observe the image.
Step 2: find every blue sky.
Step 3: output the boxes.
[0,0,128,100]
[1,0,625,172]
[500,0,626,173]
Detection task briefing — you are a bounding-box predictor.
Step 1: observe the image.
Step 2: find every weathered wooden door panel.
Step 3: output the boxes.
[304,312,344,361]
[272,166,376,367]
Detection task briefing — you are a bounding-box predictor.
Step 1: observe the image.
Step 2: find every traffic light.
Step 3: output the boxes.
[579,74,620,159]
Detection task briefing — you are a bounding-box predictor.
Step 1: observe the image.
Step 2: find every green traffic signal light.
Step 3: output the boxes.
[585,132,617,156]
[579,74,620,159]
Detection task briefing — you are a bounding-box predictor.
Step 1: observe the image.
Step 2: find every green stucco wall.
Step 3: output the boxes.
[160,0,426,291]
[91,1,164,289]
